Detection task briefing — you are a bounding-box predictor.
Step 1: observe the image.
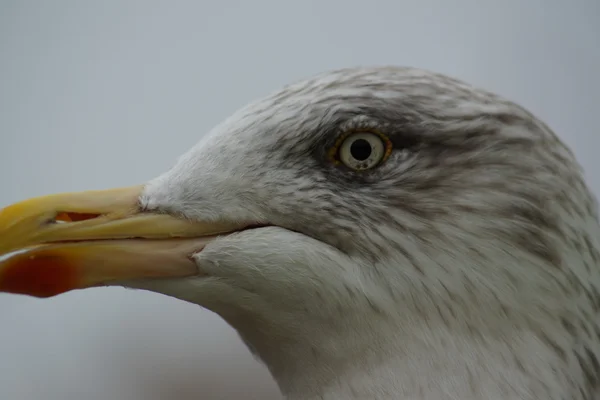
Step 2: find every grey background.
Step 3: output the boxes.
[0,1,598,399]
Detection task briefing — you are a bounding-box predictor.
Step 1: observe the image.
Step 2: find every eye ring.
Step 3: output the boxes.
[329,130,393,171]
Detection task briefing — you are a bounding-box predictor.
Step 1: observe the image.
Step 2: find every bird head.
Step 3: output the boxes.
[0,66,597,397]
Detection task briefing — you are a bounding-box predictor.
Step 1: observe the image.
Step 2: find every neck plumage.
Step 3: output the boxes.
[222,309,571,400]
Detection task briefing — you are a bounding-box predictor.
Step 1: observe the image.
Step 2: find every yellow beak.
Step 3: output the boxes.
[0,186,242,298]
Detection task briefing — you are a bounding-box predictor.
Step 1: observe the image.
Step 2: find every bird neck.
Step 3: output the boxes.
[221,310,567,400]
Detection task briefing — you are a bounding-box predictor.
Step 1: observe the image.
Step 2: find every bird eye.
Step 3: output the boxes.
[336,132,391,170]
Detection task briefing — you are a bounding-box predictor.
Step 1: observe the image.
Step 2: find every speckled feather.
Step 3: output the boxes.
[129,66,600,399]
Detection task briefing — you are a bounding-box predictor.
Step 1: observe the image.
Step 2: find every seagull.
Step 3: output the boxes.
[0,66,598,400]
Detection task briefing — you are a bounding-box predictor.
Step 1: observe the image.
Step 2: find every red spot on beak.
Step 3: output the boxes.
[0,253,79,298]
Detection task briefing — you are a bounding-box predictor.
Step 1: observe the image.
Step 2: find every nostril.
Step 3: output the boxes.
[54,212,102,223]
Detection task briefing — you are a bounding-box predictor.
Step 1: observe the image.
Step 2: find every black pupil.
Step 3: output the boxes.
[350,139,372,161]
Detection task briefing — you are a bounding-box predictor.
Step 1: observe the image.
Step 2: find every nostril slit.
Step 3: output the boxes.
[54,212,102,223]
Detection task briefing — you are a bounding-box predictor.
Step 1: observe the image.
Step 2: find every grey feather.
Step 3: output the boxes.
[130,66,600,399]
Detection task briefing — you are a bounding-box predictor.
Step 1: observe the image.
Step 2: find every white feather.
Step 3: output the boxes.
[125,66,600,399]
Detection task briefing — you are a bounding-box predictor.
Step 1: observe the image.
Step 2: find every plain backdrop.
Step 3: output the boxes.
[0,1,599,399]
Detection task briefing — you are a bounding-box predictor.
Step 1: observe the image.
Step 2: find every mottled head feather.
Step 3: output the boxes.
[137,66,600,399]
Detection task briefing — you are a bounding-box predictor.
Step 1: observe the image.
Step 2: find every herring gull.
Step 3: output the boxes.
[0,66,599,400]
